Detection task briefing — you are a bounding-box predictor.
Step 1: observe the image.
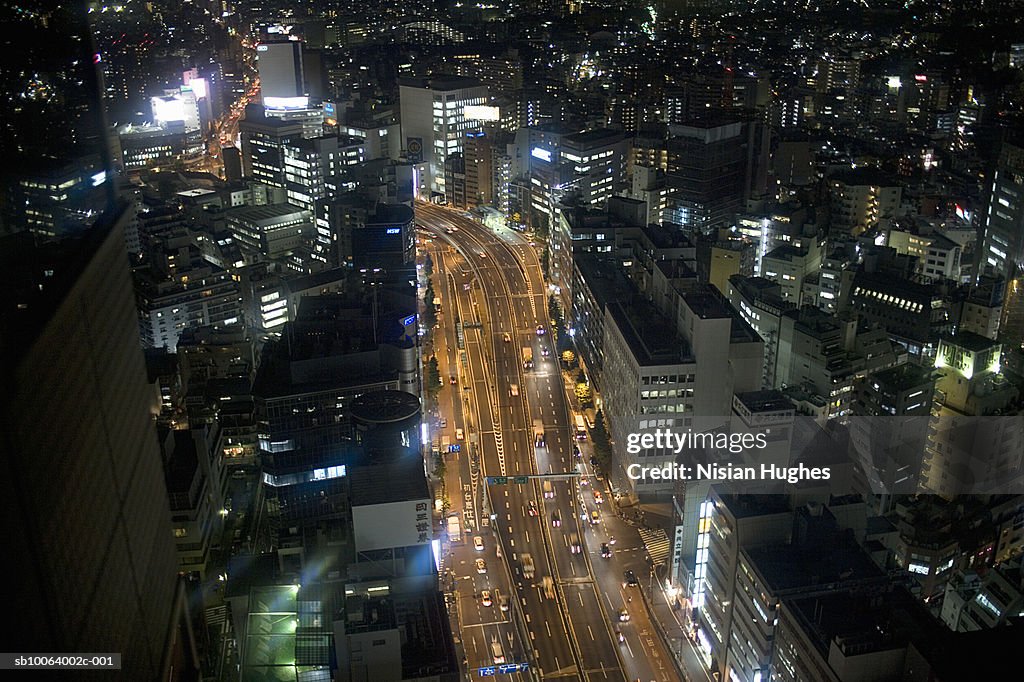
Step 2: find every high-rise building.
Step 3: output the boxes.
[257,40,305,104]
[398,75,489,199]
[0,220,197,679]
[3,6,197,672]
[664,118,748,233]
[981,141,1024,279]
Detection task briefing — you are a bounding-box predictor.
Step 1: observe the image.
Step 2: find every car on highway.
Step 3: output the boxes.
[497,590,509,612]
[541,576,556,599]
[456,428,464,440]
[601,543,612,558]
[570,533,582,554]
[491,638,505,664]
[503,332,511,343]
[475,558,487,574]
[510,384,519,397]
[474,536,485,551]
[528,501,538,517]
[536,325,546,335]
[450,375,457,384]
[624,570,639,586]
[594,490,604,504]
[618,608,630,622]
[551,510,561,527]
[543,481,554,498]
[590,510,600,525]
[440,419,448,428]
[541,346,550,357]
[481,590,492,607]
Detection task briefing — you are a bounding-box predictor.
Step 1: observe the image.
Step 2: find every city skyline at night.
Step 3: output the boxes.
[2,2,1024,681]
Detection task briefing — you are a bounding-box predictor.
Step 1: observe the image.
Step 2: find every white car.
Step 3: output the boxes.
[481,590,492,607]
[503,332,511,343]
[474,536,485,551]
[497,590,509,612]
[475,558,487,574]
[491,638,505,664]
[456,428,464,440]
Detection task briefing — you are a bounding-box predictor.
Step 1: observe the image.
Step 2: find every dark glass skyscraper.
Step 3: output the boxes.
[0,3,197,679]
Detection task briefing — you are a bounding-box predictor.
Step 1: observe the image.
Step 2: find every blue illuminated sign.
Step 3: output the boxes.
[386,227,401,234]
[477,663,529,676]
[402,314,417,326]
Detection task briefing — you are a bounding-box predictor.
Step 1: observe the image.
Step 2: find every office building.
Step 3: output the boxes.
[0,219,197,679]
[117,123,187,171]
[224,203,313,260]
[664,118,748,233]
[601,286,762,497]
[257,40,305,105]
[134,238,245,351]
[775,307,899,419]
[887,228,963,282]
[727,275,797,388]
[398,75,489,199]
[849,363,937,509]
[845,253,955,359]
[240,114,306,187]
[981,140,1024,279]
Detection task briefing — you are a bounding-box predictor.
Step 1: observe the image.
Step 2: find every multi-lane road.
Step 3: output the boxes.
[419,203,679,682]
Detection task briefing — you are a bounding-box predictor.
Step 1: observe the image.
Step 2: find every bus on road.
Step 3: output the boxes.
[574,414,588,441]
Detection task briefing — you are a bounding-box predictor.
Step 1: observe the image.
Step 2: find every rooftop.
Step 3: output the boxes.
[349,457,430,507]
[735,390,795,414]
[940,330,999,353]
[607,298,693,366]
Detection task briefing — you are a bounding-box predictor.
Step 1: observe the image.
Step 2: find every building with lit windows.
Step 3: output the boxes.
[224,203,312,260]
[134,245,244,352]
[775,307,899,420]
[4,160,110,239]
[601,287,762,498]
[828,169,903,236]
[759,240,822,305]
[664,118,748,233]
[398,75,489,199]
[980,141,1024,279]
[116,123,186,171]
[922,332,1021,498]
[240,114,306,188]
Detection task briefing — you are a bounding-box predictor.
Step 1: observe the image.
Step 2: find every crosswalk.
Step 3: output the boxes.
[638,527,671,566]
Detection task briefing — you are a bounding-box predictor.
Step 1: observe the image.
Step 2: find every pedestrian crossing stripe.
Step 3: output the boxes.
[638,527,671,566]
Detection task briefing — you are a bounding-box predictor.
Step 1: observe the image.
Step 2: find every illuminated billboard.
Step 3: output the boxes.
[263,95,310,110]
[531,147,552,163]
[186,77,208,100]
[464,105,500,121]
[151,96,186,125]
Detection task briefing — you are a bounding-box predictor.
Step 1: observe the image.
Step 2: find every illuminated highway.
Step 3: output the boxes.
[419,203,677,682]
